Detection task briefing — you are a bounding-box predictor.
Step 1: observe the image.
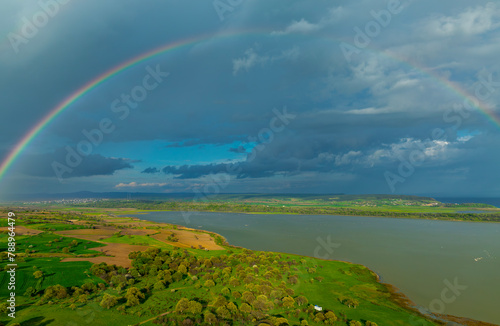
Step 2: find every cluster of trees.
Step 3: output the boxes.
[340,298,359,308]
[90,262,132,289]
[27,280,106,306]
[21,238,381,325]
[125,248,372,325]
[167,232,179,242]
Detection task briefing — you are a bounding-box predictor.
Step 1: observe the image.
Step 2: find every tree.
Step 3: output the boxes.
[240,302,252,314]
[62,247,70,254]
[24,287,36,297]
[366,322,378,326]
[100,294,118,309]
[226,301,238,313]
[186,301,202,315]
[229,277,240,287]
[282,296,295,309]
[172,271,183,282]
[274,317,289,326]
[296,295,308,306]
[154,280,166,290]
[341,298,359,308]
[125,287,144,306]
[211,295,227,308]
[204,311,217,325]
[33,270,43,279]
[181,318,194,326]
[204,279,215,288]
[254,295,270,311]
[81,282,97,293]
[78,294,88,303]
[215,306,231,319]
[178,264,188,274]
[324,311,337,324]
[287,275,298,285]
[70,240,79,247]
[44,285,67,299]
[221,287,230,296]
[349,321,362,326]
[242,291,255,304]
[72,286,84,297]
[313,312,325,323]
[175,298,190,313]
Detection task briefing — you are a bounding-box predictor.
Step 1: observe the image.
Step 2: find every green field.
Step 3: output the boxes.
[26,223,89,231]
[1,248,436,326]
[103,233,173,248]
[0,232,105,255]
[0,258,103,296]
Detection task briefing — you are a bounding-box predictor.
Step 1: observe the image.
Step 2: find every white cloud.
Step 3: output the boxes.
[271,18,321,35]
[115,182,167,188]
[232,48,269,75]
[232,46,300,75]
[324,137,474,170]
[424,2,500,37]
[364,138,457,167]
[344,107,396,115]
[334,151,361,166]
[271,6,345,35]
[391,78,420,90]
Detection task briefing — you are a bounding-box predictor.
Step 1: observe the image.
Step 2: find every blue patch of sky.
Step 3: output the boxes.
[92,139,255,172]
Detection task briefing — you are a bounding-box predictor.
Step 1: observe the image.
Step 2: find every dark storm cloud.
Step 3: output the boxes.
[19,149,133,178]
[2,0,500,196]
[142,167,160,174]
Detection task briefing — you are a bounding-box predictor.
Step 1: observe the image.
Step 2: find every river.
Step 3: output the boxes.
[124,211,500,324]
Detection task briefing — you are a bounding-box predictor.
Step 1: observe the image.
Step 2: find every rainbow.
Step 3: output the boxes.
[385,49,500,127]
[0,31,224,181]
[0,30,498,183]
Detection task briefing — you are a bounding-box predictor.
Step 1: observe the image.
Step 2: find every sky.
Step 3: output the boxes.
[1,0,500,198]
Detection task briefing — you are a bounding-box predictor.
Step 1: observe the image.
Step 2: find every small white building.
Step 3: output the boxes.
[314,305,323,311]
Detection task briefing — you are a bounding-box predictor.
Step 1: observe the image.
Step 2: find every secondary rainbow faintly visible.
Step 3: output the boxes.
[0,31,498,183]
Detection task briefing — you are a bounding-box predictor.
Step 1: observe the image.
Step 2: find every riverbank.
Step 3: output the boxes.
[0,208,440,325]
[154,216,498,326]
[126,210,500,325]
[83,199,500,223]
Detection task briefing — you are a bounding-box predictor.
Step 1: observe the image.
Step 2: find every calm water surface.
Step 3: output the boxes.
[125,211,500,324]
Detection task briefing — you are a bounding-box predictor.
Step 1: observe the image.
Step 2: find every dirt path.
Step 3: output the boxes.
[138,311,172,325]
